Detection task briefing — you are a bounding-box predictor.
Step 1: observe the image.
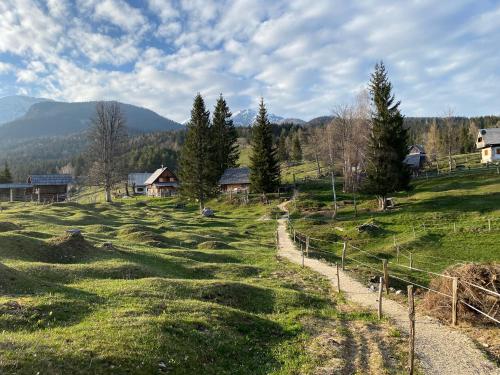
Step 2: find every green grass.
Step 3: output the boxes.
[0,196,406,374]
[289,170,500,289]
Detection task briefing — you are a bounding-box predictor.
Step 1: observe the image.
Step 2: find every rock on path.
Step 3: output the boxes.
[276,212,499,375]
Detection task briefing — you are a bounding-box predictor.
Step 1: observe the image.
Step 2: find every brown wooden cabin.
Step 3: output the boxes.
[219,167,251,193]
[145,167,178,197]
[0,183,32,202]
[27,174,74,202]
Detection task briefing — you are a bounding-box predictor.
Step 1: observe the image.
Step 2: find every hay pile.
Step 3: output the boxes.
[422,263,499,324]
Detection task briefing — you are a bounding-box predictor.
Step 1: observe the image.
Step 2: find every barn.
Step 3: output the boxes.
[476,128,500,163]
[145,167,178,197]
[128,173,152,195]
[219,167,251,193]
[27,174,74,202]
[0,183,33,202]
[404,145,426,173]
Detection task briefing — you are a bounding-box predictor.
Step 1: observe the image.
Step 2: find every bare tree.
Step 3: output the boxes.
[425,119,440,162]
[303,126,323,177]
[442,108,458,172]
[88,102,128,202]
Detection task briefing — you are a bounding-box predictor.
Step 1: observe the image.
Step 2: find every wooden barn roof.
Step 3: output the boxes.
[0,183,32,189]
[477,128,500,147]
[128,173,152,186]
[144,167,177,185]
[219,167,250,185]
[27,174,73,186]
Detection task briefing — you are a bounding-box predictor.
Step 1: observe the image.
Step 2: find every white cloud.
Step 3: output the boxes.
[93,0,147,32]
[148,0,179,20]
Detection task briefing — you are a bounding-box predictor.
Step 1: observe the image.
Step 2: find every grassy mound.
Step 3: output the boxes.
[0,221,21,232]
[0,262,42,294]
[43,232,97,263]
[197,240,232,250]
[422,263,500,324]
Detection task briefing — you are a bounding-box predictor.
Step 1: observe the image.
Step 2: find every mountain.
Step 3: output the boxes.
[0,100,183,140]
[0,95,52,124]
[232,109,284,126]
[306,116,334,127]
[278,118,306,125]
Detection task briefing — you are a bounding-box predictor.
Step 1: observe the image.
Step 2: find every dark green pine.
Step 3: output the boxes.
[212,94,239,179]
[363,61,410,209]
[249,98,280,193]
[179,93,216,211]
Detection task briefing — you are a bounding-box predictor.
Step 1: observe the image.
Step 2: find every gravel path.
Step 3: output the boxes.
[276,212,499,375]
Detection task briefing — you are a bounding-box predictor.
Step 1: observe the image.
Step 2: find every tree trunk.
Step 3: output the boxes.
[331,169,337,218]
[315,153,321,178]
[105,187,112,203]
[378,196,387,211]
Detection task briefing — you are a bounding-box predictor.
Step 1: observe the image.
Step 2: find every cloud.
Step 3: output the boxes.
[0,0,499,121]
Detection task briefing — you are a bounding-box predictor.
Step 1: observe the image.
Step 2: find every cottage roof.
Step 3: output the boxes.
[0,183,32,189]
[128,173,152,186]
[27,174,73,186]
[408,144,425,154]
[477,128,500,147]
[404,154,422,168]
[144,167,177,185]
[219,167,250,185]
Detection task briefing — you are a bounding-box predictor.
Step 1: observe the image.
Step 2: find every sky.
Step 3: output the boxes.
[0,0,499,122]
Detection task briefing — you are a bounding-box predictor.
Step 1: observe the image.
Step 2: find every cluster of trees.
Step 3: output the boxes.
[178,94,239,211]
[0,163,13,183]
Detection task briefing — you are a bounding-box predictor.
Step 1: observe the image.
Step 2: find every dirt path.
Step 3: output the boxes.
[276,204,499,375]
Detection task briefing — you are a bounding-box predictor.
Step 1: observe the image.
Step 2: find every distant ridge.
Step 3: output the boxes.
[0,100,183,140]
[0,95,52,124]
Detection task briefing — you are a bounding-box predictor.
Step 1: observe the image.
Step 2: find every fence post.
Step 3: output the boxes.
[408,285,415,375]
[336,263,341,293]
[341,242,346,270]
[452,277,458,326]
[306,236,309,257]
[393,235,396,248]
[293,229,296,243]
[412,225,416,239]
[382,259,389,294]
[488,219,491,232]
[409,253,413,270]
[378,276,383,319]
[301,243,304,267]
[396,245,400,263]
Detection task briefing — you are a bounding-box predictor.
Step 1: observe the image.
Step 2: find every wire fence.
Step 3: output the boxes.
[285,217,499,326]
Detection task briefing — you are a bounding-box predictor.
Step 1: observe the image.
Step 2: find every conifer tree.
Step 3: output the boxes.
[291,133,302,162]
[277,131,288,162]
[179,94,215,212]
[249,99,280,193]
[0,162,12,183]
[363,62,410,210]
[211,94,239,179]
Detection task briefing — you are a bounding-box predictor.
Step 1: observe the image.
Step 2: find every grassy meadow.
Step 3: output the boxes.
[0,197,407,374]
[288,167,500,288]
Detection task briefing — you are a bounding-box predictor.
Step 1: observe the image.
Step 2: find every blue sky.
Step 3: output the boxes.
[0,0,499,122]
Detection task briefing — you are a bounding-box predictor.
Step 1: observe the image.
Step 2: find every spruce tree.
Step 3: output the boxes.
[2,162,12,183]
[277,131,288,162]
[363,62,410,210]
[179,94,215,212]
[291,133,302,162]
[211,94,239,179]
[249,98,280,193]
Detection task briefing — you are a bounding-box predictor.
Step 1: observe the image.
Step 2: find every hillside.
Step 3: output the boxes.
[0,101,183,139]
[0,198,407,374]
[0,95,51,124]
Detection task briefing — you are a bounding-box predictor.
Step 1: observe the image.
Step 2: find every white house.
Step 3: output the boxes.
[476,128,500,163]
[128,173,152,195]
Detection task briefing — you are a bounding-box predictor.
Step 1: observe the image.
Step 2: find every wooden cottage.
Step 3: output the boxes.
[219,167,251,193]
[128,173,152,195]
[27,174,73,202]
[404,145,426,173]
[476,128,500,164]
[144,167,178,197]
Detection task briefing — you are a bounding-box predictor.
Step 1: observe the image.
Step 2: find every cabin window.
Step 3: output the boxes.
[483,149,489,156]
[496,148,500,155]
[478,137,482,142]
[137,187,144,192]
